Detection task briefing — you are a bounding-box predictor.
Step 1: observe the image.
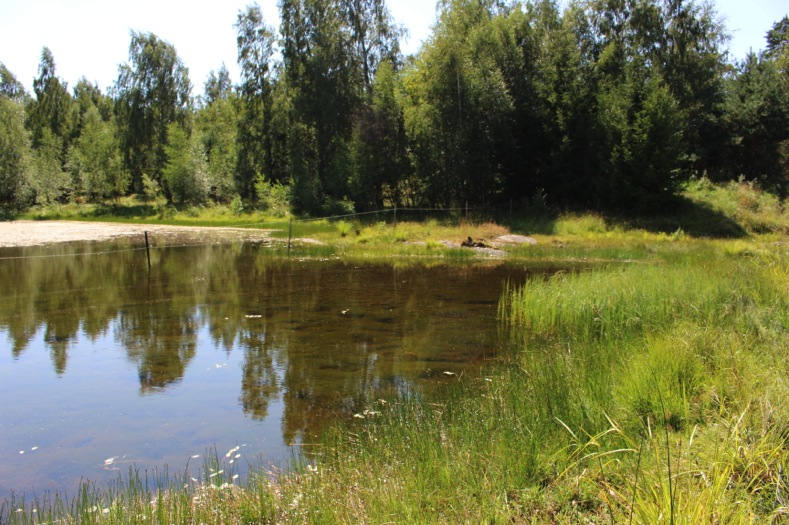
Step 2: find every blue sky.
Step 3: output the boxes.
[0,0,786,95]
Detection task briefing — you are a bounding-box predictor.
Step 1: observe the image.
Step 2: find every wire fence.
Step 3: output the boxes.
[0,204,505,262]
[223,203,499,229]
[0,246,149,261]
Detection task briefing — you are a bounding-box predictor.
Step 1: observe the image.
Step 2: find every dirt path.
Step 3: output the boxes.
[0,221,274,248]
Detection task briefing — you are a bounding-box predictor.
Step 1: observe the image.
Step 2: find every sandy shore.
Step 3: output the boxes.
[0,220,274,248]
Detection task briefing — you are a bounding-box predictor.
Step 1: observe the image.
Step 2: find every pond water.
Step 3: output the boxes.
[0,238,557,499]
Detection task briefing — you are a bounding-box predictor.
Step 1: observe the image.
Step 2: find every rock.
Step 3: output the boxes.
[492,234,537,246]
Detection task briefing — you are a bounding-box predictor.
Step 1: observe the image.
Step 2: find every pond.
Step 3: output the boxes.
[0,238,564,499]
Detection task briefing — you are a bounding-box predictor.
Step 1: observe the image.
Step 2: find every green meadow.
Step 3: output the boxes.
[3,180,788,524]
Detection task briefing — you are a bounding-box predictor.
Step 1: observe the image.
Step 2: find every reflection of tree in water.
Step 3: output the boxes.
[247,264,433,444]
[269,263,519,444]
[7,323,36,360]
[0,243,133,369]
[114,243,247,392]
[117,309,199,393]
[44,333,72,375]
[239,332,284,420]
[1,241,530,446]
[43,312,83,374]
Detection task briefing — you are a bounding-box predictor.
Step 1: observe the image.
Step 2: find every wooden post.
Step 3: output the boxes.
[144,231,151,271]
[287,218,293,256]
[393,203,397,229]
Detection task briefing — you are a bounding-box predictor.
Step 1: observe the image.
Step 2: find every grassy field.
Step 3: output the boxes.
[2,179,788,524]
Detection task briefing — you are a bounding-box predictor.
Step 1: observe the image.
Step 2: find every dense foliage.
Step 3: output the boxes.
[1,1,787,214]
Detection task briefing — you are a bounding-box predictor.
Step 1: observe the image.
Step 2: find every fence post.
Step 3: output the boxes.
[144,231,151,271]
[287,218,293,256]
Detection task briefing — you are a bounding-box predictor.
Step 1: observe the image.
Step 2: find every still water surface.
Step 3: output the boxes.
[0,239,546,499]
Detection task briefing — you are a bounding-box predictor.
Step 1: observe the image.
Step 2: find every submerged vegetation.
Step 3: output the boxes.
[2,181,788,523]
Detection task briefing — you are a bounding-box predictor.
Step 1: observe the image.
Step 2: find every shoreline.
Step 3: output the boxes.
[0,220,273,248]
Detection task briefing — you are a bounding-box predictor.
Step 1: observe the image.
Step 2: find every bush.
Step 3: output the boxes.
[255,174,290,217]
[156,203,176,220]
[323,195,355,217]
[162,123,209,205]
[140,173,161,202]
[230,194,244,216]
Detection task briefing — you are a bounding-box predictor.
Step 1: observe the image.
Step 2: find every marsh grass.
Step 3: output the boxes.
[498,261,746,344]
[493,245,789,521]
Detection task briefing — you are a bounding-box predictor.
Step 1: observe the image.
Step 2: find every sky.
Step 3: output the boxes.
[0,0,786,96]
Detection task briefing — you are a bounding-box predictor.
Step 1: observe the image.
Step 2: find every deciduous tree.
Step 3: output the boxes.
[235,4,277,199]
[67,106,127,202]
[196,71,238,202]
[0,63,27,101]
[349,60,409,209]
[162,122,209,204]
[114,31,192,195]
[32,128,71,204]
[0,96,34,209]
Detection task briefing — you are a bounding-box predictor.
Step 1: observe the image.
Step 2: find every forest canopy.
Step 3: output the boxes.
[1,0,787,215]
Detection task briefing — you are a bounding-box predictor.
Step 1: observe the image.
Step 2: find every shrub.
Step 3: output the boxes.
[230,194,244,216]
[255,174,290,217]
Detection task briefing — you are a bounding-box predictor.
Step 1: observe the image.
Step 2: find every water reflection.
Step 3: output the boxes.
[0,240,548,498]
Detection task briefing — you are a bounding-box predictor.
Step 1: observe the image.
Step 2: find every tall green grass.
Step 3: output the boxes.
[499,261,752,343]
[491,247,789,522]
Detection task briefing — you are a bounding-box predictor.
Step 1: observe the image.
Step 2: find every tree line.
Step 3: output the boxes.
[1,0,788,216]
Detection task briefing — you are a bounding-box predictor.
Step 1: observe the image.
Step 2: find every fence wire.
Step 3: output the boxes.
[0,205,500,262]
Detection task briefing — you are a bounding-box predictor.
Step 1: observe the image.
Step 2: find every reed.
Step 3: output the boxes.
[499,258,758,344]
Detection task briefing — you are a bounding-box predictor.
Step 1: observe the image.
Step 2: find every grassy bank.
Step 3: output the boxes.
[2,181,788,523]
[10,178,788,255]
